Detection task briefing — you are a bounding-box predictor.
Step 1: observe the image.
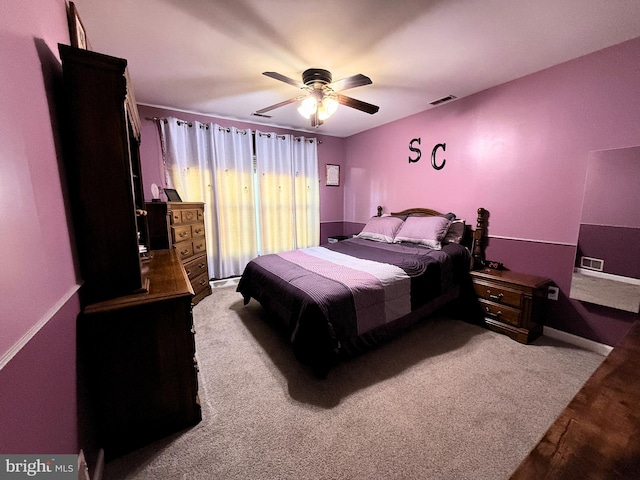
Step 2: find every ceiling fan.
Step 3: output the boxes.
[254,68,380,127]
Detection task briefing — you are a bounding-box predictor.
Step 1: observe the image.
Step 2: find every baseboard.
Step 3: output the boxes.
[543,326,613,356]
[211,277,240,288]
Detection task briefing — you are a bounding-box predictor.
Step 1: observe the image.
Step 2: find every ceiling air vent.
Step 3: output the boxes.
[580,256,604,272]
[430,95,457,106]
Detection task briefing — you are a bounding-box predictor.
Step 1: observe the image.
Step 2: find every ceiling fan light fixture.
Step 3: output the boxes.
[297,95,317,119]
[318,95,339,121]
[260,68,378,126]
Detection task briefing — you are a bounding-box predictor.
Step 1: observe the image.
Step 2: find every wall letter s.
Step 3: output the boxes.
[408,138,422,163]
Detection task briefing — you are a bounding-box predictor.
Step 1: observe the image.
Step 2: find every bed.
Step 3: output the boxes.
[237,207,488,375]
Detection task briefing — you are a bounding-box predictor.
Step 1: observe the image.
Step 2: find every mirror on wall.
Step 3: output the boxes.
[569,146,640,313]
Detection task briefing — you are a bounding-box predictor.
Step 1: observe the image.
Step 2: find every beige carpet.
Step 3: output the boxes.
[103,286,604,480]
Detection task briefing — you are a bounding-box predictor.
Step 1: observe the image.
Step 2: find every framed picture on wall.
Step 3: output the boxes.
[67,2,91,50]
[326,164,340,186]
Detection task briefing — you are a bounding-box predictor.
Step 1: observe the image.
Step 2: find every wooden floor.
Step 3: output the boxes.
[511,321,640,479]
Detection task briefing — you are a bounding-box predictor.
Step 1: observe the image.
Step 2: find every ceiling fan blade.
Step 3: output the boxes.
[254,96,302,115]
[262,71,305,89]
[328,74,372,92]
[336,94,380,114]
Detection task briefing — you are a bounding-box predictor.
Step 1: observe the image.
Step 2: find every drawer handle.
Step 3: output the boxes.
[186,269,191,276]
[195,244,203,250]
[486,306,502,318]
[198,263,206,269]
[199,279,208,286]
[487,290,504,301]
[180,249,190,255]
[194,228,203,234]
[179,231,188,237]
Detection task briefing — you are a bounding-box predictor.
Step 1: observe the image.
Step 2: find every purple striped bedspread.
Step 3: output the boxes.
[237,238,471,348]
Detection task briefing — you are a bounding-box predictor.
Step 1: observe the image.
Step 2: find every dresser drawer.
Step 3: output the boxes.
[181,209,199,223]
[175,242,193,260]
[183,254,208,280]
[170,210,182,224]
[191,223,205,238]
[192,238,206,256]
[479,299,521,327]
[171,225,192,243]
[473,281,523,309]
[191,272,210,297]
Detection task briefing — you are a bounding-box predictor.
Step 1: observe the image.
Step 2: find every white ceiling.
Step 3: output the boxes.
[72,0,640,138]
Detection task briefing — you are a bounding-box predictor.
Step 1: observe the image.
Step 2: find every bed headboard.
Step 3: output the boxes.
[379,206,489,269]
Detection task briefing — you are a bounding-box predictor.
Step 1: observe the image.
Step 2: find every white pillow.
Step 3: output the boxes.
[393,216,451,249]
[357,216,405,243]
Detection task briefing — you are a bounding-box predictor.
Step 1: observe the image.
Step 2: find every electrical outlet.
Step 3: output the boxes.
[547,286,559,301]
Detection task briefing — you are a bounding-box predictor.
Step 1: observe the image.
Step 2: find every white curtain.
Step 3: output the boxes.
[210,125,257,278]
[255,131,320,253]
[159,118,256,279]
[159,117,212,202]
[159,119,318,278]
[292,136,320,248]
[255,131,296,255]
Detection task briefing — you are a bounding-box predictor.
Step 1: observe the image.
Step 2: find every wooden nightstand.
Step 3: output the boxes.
[470,269,552,344]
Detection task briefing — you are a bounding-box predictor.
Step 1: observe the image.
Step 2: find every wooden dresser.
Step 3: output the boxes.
[60,45,201,460]
[470,269,552,344]
[80,250,201,460]
[147,202,212,305]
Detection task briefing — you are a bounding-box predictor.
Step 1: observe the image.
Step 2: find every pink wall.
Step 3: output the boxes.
[0,294,80,453]
[0,0,80,454]
[344,36,640,239]
[137,105,347,240]
[344,36,640,346]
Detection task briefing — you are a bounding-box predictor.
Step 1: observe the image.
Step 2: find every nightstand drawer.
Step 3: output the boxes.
[479,299,521,327]
[470,268,552,344]
[473,282,523,308]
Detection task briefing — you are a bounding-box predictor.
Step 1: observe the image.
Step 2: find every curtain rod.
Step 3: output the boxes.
[145,116,322,144]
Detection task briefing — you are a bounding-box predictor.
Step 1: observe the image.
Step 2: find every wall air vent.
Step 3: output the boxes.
[580,256,604,272]
[251,112,272,118]
[430,95,457,106]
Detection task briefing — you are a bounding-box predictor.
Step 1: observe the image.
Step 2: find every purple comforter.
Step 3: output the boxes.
[237,237,471,371]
